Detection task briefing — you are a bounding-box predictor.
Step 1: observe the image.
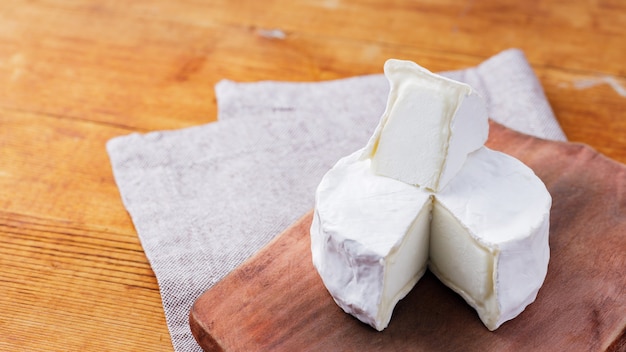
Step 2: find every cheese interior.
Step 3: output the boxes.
[379,198,431,328]
[430,198,499,329]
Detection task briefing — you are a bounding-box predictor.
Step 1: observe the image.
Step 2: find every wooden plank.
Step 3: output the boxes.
[0,1,624,161]
[0,111,172,351]
[119,0,626,75]
[190,122,626,351]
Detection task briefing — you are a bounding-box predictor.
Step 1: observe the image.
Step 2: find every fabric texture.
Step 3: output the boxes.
[107,48,565,352]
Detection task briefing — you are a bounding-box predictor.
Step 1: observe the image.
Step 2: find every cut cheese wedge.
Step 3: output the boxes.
[362,59,488,192]
[311,59,551,331]
[311,151,431,331]
[431,147,551,330]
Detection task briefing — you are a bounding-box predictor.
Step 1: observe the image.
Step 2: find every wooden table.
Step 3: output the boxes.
[1,1,624,351]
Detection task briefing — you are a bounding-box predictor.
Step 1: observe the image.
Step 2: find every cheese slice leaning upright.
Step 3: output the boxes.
[311,58,551,331]
[361,59,489,191]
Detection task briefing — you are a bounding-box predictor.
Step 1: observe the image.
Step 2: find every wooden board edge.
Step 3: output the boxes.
[606,325,626,352]
[189,210,315,351]
[189,308,224,352]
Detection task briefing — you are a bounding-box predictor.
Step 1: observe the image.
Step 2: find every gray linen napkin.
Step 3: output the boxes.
[107,48,566,352]
[216,49,565,141]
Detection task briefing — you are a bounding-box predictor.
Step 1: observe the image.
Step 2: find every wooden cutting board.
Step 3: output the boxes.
[189,121,626,352]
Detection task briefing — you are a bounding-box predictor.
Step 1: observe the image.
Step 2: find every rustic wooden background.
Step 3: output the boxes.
[1,1,624,351]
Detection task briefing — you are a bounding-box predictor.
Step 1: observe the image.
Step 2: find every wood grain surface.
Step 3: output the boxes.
[190,122,626,352]
[1,1,625,351]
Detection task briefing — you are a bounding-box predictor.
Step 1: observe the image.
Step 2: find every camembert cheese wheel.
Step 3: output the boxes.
[311,59,551,331]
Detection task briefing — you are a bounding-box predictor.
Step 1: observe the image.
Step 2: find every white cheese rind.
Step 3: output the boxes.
[432,147,551,330]
[361,59,488,191]
[311,151,431,331]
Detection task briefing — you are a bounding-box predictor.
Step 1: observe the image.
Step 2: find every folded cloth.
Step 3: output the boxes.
[216,49,565,142]
[107,48,565,352]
